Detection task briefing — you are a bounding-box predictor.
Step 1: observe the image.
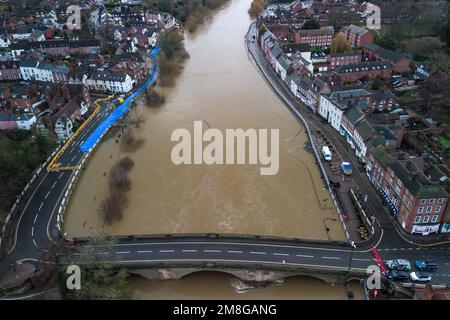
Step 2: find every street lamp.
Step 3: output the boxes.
[348,241,356,271]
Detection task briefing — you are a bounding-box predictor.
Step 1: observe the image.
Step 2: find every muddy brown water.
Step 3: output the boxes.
[64,0,351,298]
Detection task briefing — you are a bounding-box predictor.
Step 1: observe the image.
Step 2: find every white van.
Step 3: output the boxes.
[322,146,332,161]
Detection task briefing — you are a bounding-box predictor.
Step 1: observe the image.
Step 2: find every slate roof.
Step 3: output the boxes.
[88,70,129,82]
[335,61,392,73]
[344,105,364,125]
[355,119,376,141]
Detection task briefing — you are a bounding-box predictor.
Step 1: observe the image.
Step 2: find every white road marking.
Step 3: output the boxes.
[115,251,130,254]
[33,239,38,247]
[322,256,341,260]
[204,250,221,253]
[352,258,370,262]
[296,254,313,258]
[137,250,153,254]
[227,250,243,254]
[250,251,266,255]
[38,202,44,211]
[159,250,175,253]
[44,191,50,199]
[273,253,289,256]
[98,252,109,255]
[182,250,197,253]
[31,227,34,237]
[33,214,38,224]
[51,181,57,189]
[58,173,64,179]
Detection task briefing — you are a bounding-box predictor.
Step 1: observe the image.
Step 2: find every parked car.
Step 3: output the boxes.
[415,259,438,271]
[386,259,411,271]
[341,162,352,175]
[387,270,410,281]
[409,272,432,283]
[329,179,341,188]
[322,146,332,161]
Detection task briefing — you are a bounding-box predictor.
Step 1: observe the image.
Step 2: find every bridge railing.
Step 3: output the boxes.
[70,232,350,247]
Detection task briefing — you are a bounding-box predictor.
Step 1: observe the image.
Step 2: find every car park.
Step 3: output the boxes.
[386,259,411,271]
[415,259,438,271]
[387,270,410,281]
[409,272,432,283]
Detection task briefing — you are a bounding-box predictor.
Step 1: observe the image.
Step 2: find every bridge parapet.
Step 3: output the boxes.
[120,260,368,286]
[71,233,353,249]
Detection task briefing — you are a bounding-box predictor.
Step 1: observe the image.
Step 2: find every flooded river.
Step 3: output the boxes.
[129,273,365,300]
[64,0,351,298]
[65,0,344,241]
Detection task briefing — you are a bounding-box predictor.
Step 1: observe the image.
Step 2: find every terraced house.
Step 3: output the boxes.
[367,145,449,235]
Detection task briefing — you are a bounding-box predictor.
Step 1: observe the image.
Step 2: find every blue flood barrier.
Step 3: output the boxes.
[80,49,160,152]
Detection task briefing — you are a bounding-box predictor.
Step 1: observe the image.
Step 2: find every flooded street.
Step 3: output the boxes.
[65,0,344,240]
[63,0,350,298]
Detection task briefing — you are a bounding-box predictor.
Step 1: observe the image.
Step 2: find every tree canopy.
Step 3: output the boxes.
[331,33,352,54]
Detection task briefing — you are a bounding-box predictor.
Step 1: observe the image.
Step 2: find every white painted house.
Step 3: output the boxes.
[20,60,69,83]
[83,70,134,93]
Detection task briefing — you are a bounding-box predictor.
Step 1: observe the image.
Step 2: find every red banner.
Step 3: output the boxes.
[372,247,385,274]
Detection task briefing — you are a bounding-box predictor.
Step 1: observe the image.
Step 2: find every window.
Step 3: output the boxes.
[394,185,401,195]
[423,216,430,223]
[438,198,444,204]
[429,198,435,204]
[392,197,399,206]
[426,206,432,213]
[435,205,441,213]
[397,180,403,188]
[420,199,426,205]
[407,201,412,209]
[417,206,424,214]
[431,215,439,223]
[414,216,421,224]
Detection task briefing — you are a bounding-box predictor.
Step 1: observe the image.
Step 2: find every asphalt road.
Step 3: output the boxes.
[0,96,120,275]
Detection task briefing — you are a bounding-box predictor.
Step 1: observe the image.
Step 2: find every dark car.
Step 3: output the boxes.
[386,259,411,271]
[329,180,341,188]
[387,270,409,281]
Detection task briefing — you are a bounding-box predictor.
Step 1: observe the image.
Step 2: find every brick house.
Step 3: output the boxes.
[367,145,449,235]
[0,60,21,80]
[294,26,334,47]
[369,89,396,112]
[11,39,100,59]
[363,43,410,73]
[340,24,374,48]
[329,52,362,70]
[335,61,393,83]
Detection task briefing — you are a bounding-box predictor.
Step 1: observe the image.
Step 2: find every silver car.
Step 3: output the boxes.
[409,272,432,283]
